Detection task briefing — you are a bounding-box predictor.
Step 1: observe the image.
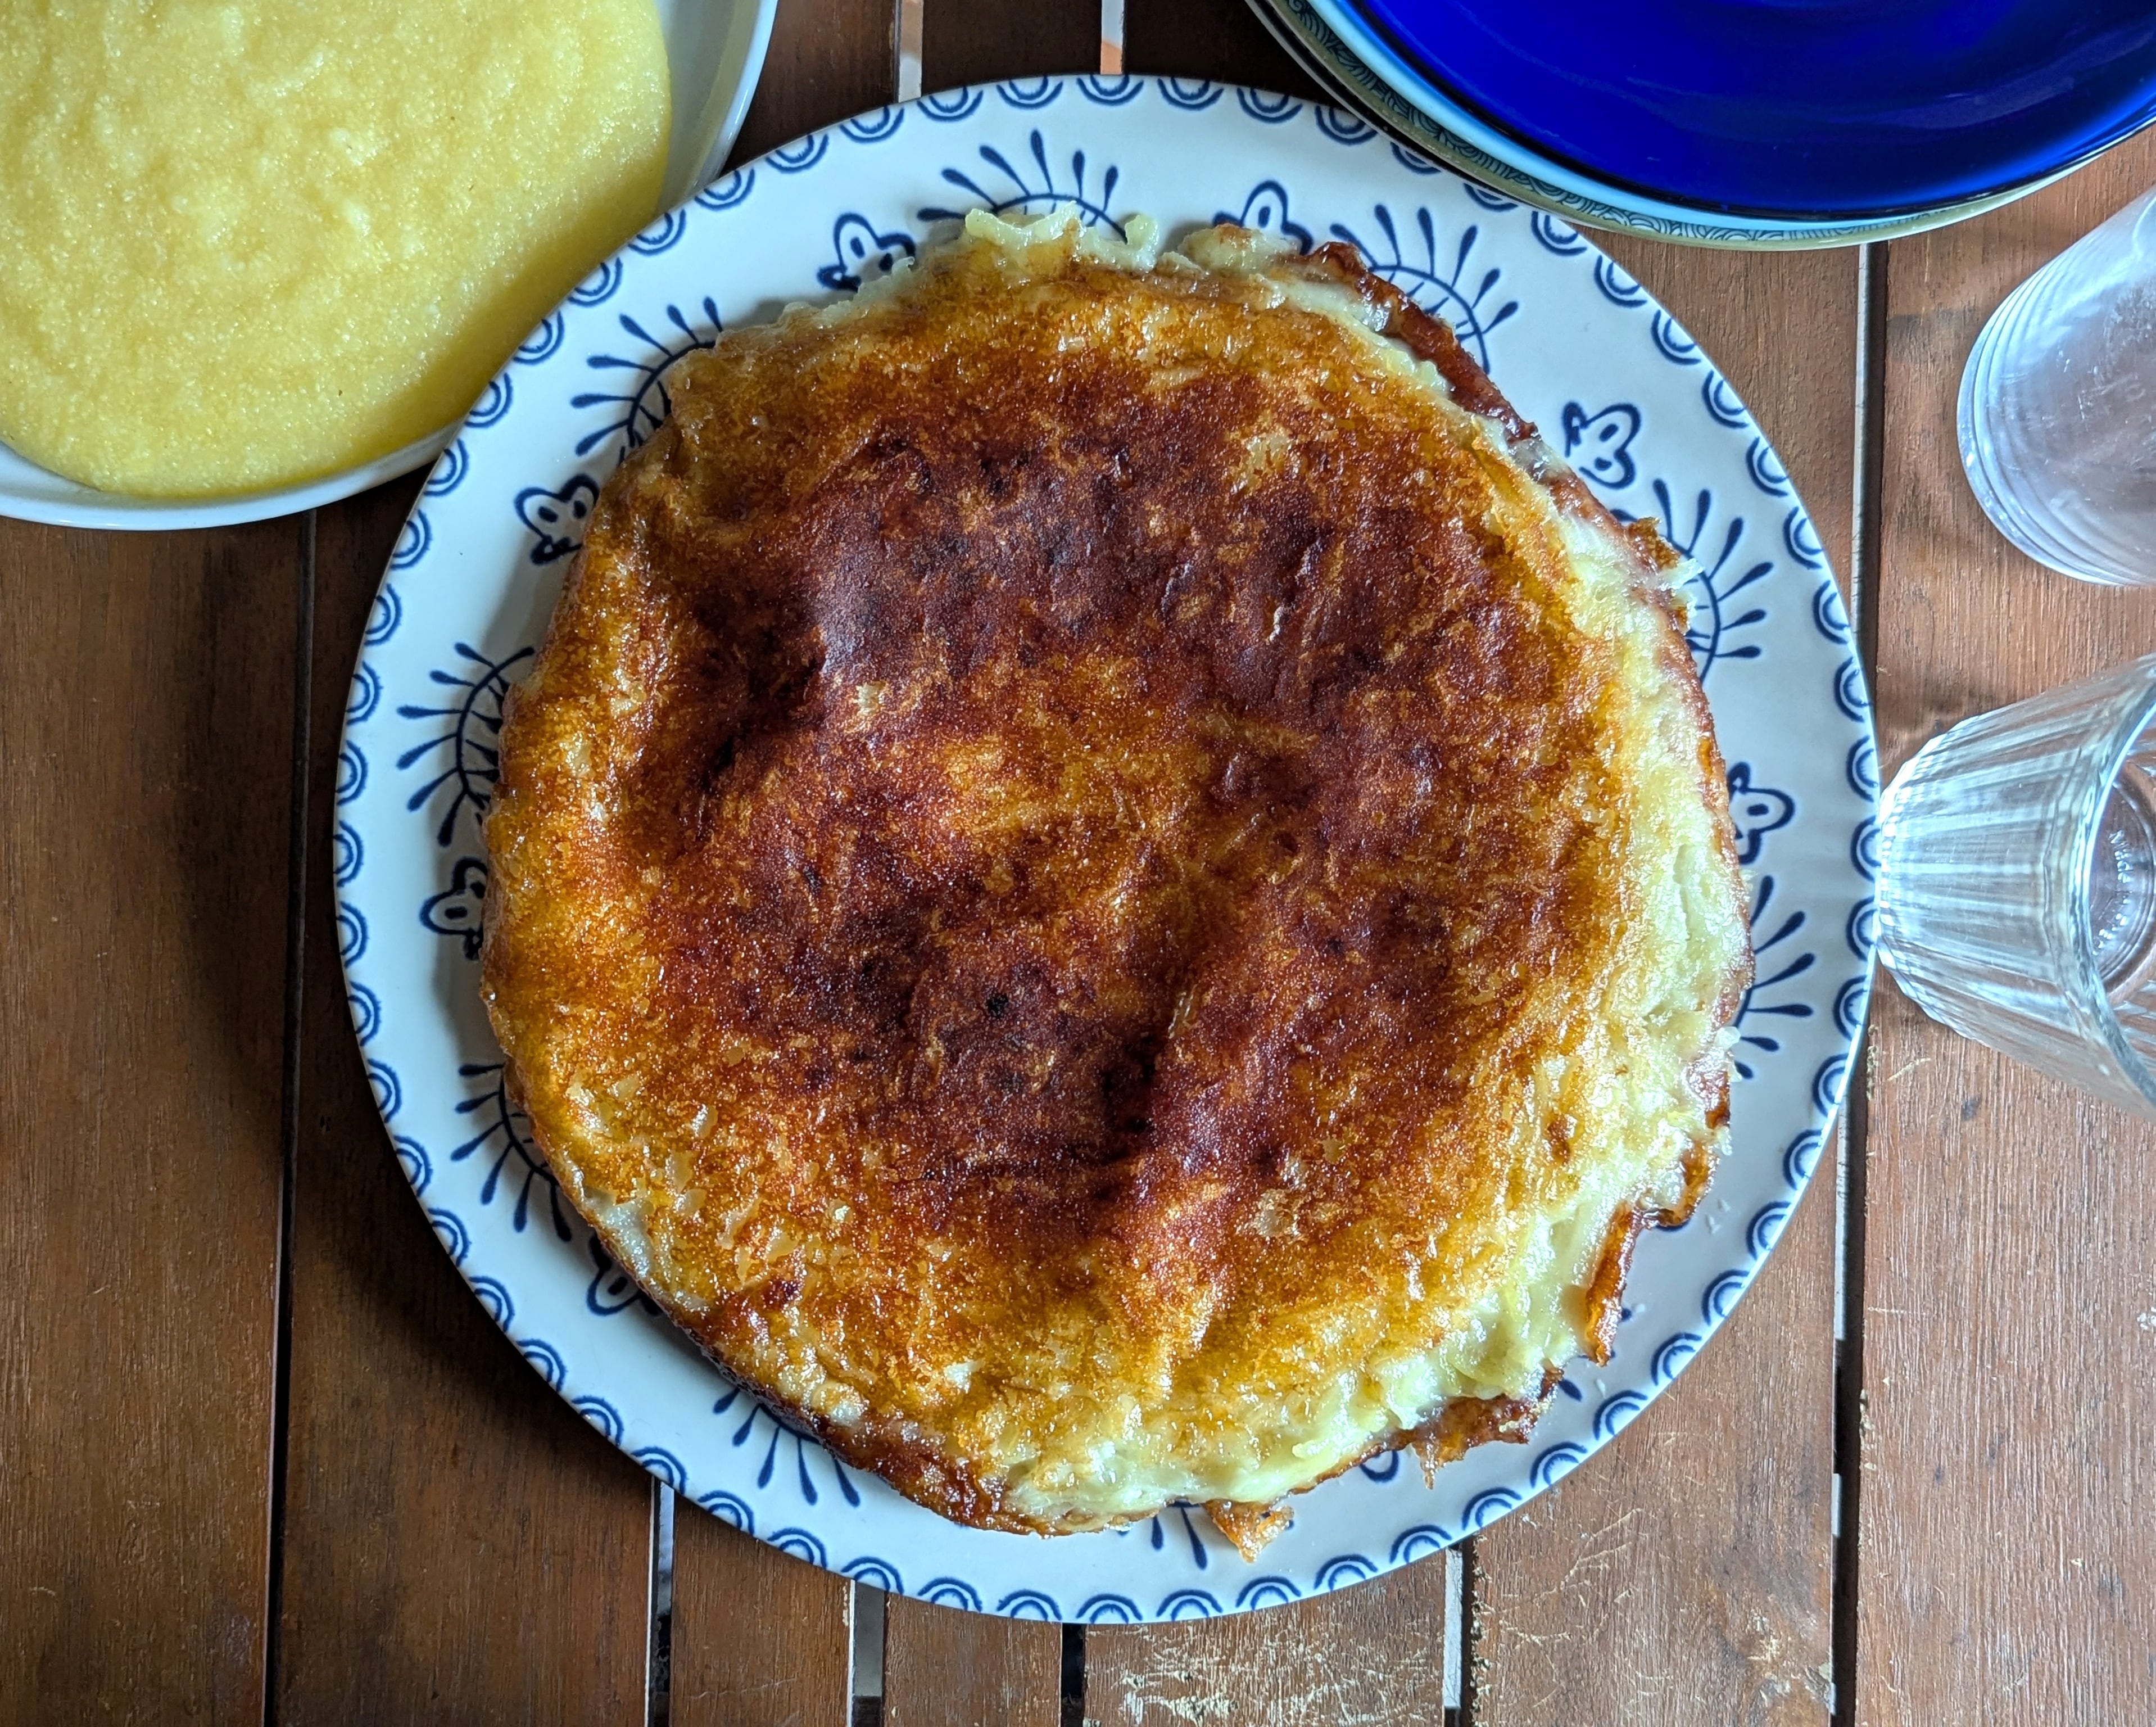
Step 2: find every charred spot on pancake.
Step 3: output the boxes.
[481,210,1752,1549]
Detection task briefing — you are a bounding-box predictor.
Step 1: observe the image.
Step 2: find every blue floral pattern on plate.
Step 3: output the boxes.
[337,78,1874,1623]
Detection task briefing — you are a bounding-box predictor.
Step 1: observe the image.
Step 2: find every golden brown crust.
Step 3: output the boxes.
[481,218,1752,1541]
[1204,1499,1298,1561]
[1410,1383,1554,1475]
[1580,1206,1648,1364]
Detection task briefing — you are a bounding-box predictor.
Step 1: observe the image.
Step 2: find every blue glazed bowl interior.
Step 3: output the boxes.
[1346,0,2156,219]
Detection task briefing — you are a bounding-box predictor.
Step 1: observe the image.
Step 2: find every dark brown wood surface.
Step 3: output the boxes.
[1124,0,1322,100]
[884,1603,1063,1727]
[1472,238,1857,1727]
[0,516,301,1725]
[732,0,899,167]
[673,1517,855,1727]
[1860,128,2156,1725]
[922,0,1095,89]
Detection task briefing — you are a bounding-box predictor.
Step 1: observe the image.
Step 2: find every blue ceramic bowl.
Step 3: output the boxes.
[1254,0,2120,246]
[1310,0,2156,223]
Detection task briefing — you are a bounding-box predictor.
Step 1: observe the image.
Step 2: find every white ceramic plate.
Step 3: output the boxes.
[339,78,1877,1622]
[0,0,777,532]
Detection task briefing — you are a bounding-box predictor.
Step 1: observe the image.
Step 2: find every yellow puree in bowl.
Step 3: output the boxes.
[0,1,668,496]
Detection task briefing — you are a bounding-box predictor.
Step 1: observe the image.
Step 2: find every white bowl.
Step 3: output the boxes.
[0,0,777,531]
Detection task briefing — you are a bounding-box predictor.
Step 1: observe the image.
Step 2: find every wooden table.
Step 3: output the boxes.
[7,1,2154,1720]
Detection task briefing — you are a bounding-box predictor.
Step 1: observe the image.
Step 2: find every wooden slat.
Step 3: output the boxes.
[673,1519,855,1727]
[274,478,653,1722]
[673,2,900,1719]
[730,0,898,168]
[0,517,300,1724]
[1470,239,1855,1726]
[1080,2,1462,1717]
[1086,1567,1449,1725]
[921,0,1096,92]
[1473,1187,1838,1724]
[884,1603,1062,1727]
[1860,133,2156,1725]
[1121,0,1324,100]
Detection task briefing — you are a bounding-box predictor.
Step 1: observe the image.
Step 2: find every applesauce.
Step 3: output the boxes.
[0,1,668,496]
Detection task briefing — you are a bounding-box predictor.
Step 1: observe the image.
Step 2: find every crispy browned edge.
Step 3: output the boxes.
[483,232,1755,1558]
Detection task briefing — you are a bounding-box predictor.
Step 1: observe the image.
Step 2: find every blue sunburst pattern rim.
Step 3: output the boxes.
[337,76,1876,1622]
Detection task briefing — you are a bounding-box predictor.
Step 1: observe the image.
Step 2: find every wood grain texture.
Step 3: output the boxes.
[1860,133,2156,1726]
[273,479,653,1724]
[1088,1566,1450,1726]
[672,1512,854,1727]
[1472,1183,1837,1725]
[921,0,1097,91]
[1469,239,1856,1727]
[0,517,300,1725]
[1123,0,1324,100]
[729,0,897,168]
[884,1601,1062,1727]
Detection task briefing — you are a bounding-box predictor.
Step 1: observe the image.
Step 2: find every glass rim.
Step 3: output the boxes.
[2073,660,2156,1109]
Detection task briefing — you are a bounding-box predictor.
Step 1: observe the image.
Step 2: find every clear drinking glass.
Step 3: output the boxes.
[1877,654,2156,1117]
[1959,185,2156,586]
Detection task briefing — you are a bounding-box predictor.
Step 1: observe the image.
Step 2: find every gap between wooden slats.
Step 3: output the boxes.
[1827,238,1888,1727]
[260,510,316,1727]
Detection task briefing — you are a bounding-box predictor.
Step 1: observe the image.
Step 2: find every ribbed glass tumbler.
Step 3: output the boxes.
[1877,653,2156,1117]
[1959,184,2156,586]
